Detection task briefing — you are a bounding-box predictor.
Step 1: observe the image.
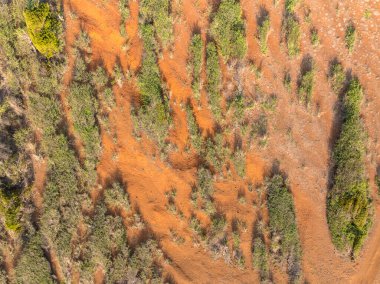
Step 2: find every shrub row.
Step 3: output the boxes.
[327,78,372,258]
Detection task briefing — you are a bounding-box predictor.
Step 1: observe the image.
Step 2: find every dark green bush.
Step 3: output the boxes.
[266,174,302,282]
[186,105,203,153]
[23,3,62,58]
[252,237,270,281]
[210,0,247,60]
[285,0,299,13]
[327,78,372,258]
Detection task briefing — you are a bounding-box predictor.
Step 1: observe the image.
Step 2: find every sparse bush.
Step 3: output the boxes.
[252,237,270,281]
[257,15,270,54]
[119,0,130,36]
[284,71,292,92]
[266,174,302,282]
[298,58,314,107]
[345,23,356,52]
[283,14,300,57]
[285,0,299,13]
[310,28,319,47]
[134,23,171,150]
[140,0,173,46]
[231,149,246,178]
[104,182,130,210]
[189,33,203,99]
[210,0,247,60]
[186,105,203,153]
[69,54,101,168]
[23,3,62,58]
[206,42,222,121]
[327,78,372,258]
[329,61,346,94]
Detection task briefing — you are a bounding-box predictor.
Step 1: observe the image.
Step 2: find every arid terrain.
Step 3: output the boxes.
[0,0,379,283]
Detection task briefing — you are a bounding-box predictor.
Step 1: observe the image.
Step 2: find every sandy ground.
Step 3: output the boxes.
[56,0,380,282]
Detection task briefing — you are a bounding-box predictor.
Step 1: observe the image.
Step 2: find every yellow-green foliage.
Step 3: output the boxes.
[23,3,61,58]
[210,0,247,60]
[327,78,372,258]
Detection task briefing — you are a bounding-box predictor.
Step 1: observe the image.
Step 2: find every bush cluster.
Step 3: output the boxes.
[189,34,203,99]
[283,14,301,57]
[206,42,222,121]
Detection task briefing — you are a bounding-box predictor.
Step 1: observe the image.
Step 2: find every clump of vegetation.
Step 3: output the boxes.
[376,172,380,196]
[119,0,130,36]
[283,14,301,57]
[134,23,171,150]
[266,174,302,282]
[252,225,270,282]
[298,61,314,107]
[104,182,130,210]
[23,3,62,58]
[310,28,319,47]
[327,78,372,258]
[189,33,203,99]
[210,0,247,60]
[329,61,346,94]
[186,104,203,153]
[69,54,101,168]
[206,42,222,121]
[285,0,299,13]
[140,0,173,46]
[15,232,54,283]
[257,12,271,54]
[283,71,292,92]
[345,23,356,53]
[79,198,166,282]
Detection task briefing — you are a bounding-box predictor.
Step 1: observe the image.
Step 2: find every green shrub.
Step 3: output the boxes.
[257,15,270,54]
[189,33,203,99]
[327,78,372,258]
[298,61,314,107]
[231,149,246,178]
[285,0,299,13]
[283,14,300,57]
[119,0,130,37]
[329,61,346,94]
[0,188,22,231]
[206,42,222,121]
[23,3,62,58]
[310,28,319,47]
[15,232,55,283]
[284,71,292,92]
[186,105,203,153]
[252,237,270,281]
[376,173,380,195]
[345,23,356,52]
[69,55,101,168]
[134,23,171,150]
[104,182,130,210]
[140,0,173,45]
[266,175,302,282]
[210,0,247,60]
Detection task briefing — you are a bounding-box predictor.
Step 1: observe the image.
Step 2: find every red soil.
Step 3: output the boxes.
[59,0,380,282]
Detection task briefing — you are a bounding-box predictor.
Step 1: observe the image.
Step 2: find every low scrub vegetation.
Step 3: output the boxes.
[206,42,222,121]
[327,78,372,258]
[329,61,346,94]
[23,2,62,58]
[189,33,203,99]
[134,23,171,150]
[140,0,173,46]
[345,23,356,53]
[298,57,315,107]
[257,12,270,54]
[285,0,299,13]
[283,14,301,57]
[210,0,247,60]
[266,174,302,282]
